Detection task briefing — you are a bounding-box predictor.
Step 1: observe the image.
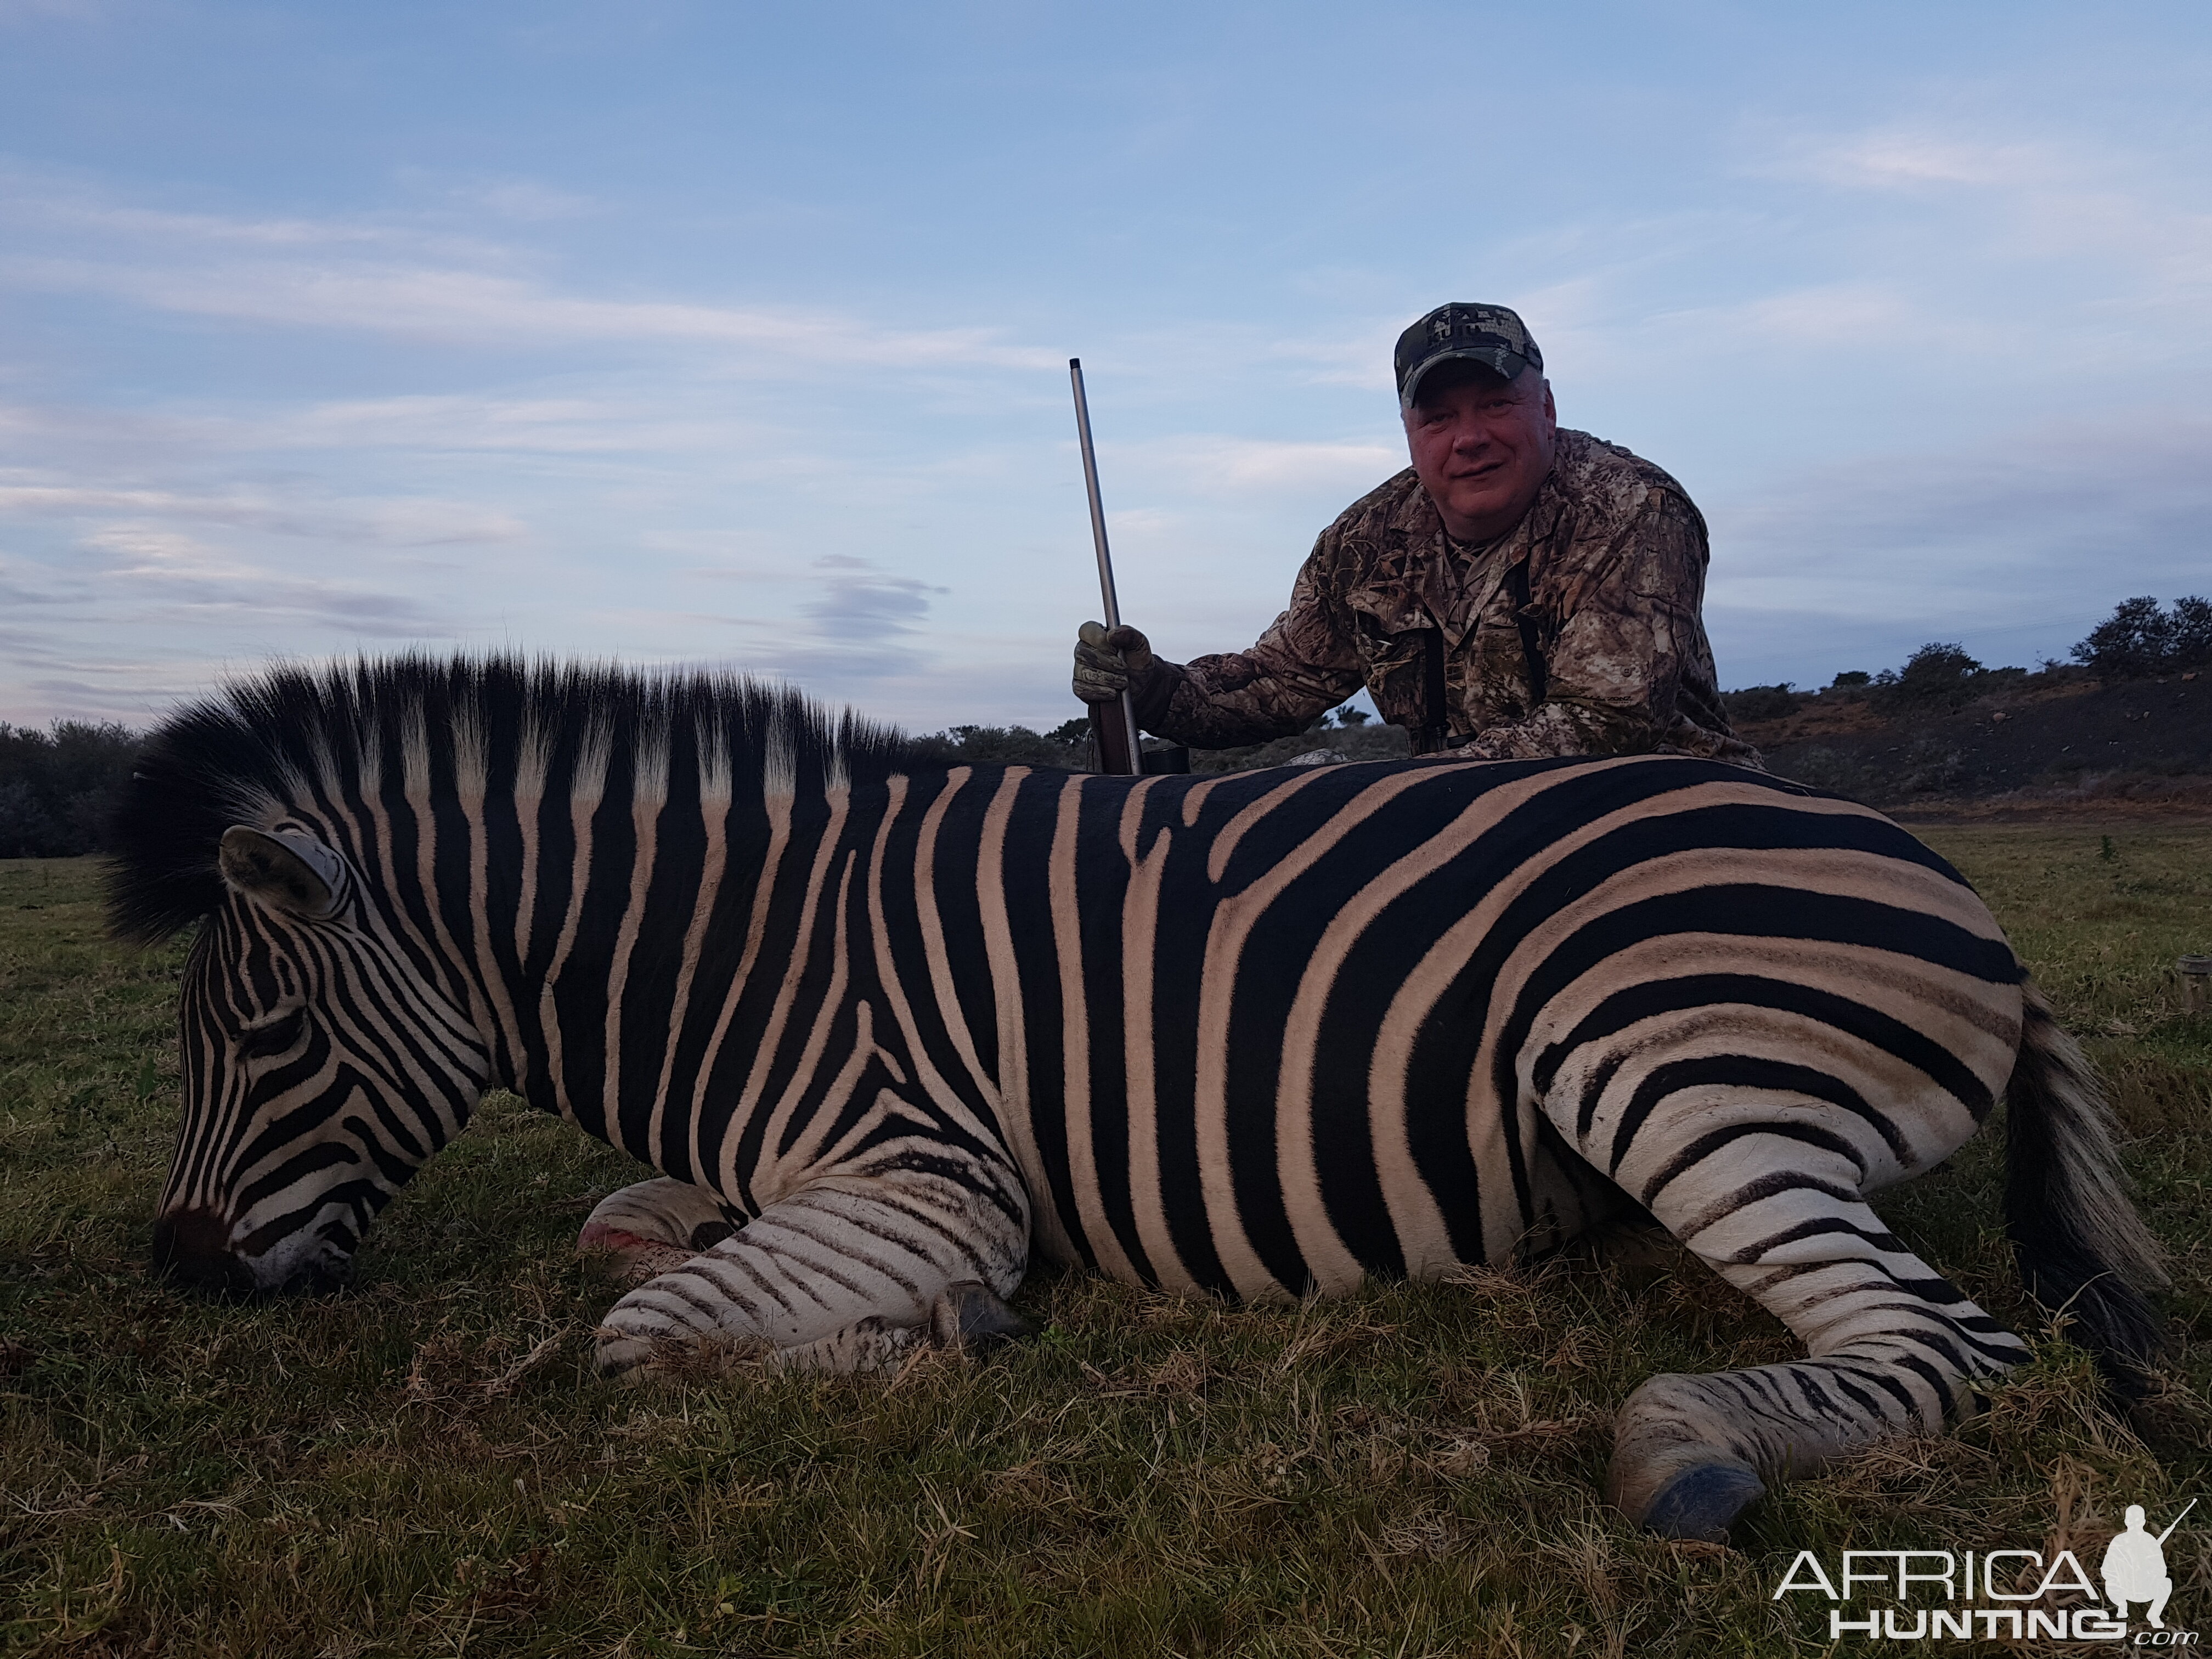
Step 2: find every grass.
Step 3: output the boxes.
[3,825,2210,1657]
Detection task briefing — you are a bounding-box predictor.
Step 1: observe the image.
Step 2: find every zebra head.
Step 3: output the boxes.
[153,824,491,1296]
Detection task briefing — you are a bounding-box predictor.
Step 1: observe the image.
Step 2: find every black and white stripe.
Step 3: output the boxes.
[112,657,2163,1539]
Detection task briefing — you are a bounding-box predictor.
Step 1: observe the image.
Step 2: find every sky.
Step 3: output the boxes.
[2,1,2208,735]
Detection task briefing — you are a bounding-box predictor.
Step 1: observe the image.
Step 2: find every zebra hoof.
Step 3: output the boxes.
[1635,1459,1767,1542]
[1608,1372,1770,1541]
[928,1281,1031,1352]
[579,1232,696,1286]
[592,1328,658,1379]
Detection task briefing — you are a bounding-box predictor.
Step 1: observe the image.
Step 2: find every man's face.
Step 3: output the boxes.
[1402,362,1558,543]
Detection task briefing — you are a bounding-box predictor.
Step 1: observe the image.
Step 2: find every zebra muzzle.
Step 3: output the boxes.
[151,1206,257,1297]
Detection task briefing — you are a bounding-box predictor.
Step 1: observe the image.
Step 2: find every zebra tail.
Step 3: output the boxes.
[2003,980,2169,1393]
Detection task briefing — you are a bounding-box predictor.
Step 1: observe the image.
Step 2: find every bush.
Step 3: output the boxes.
[2180,596,2212,666]
[1829,670,1871,688]
[1871,642,1984,711]
[0,721,143,857]
[1722,684,1801,723]
[905,723,1088,770]
[2071,595,2212,681]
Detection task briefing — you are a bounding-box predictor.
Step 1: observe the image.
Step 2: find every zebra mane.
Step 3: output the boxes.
[106,653,917,946]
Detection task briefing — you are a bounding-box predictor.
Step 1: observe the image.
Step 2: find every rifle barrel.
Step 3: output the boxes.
[2157,1498,2197,1545]
[1070,358,1143,775]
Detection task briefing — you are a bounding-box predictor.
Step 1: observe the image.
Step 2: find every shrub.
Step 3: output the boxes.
[2177,596,2212,664]
[905,723,1087,770]
[1872,642,1984,711]
[1829,670,1871,688]
[1723,684,1801,723]
[2071,595,2212,681]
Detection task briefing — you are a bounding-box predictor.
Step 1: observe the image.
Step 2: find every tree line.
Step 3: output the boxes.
[0,722,142,859]
[1723,593,2209,724]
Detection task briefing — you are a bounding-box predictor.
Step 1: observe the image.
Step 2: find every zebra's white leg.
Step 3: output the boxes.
[1562,1097,2027,1541]
[577,1177,743,1285]
[591,1153,1031,1377]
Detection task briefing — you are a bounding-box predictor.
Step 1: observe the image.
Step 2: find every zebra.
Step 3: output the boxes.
[110,656,2164,1543]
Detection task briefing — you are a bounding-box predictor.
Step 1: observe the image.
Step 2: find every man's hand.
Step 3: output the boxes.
[1073,621,1155,704]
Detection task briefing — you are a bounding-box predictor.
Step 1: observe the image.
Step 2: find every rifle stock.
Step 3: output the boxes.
[1090,699,1139,775]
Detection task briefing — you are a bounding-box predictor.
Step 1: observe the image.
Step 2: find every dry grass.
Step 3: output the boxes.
[3,825,2210,1656]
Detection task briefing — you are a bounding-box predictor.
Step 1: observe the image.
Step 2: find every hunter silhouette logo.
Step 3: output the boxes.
[1774,1500,2199,1644]
[2106,1501,2193,1630]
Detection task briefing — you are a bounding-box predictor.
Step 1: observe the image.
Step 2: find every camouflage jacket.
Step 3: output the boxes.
[1128,428,1759,766]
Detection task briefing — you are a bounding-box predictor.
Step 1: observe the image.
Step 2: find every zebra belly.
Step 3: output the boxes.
[1029,1096,1621,1300]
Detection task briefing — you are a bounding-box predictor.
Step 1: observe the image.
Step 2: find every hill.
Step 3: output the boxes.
[1737,669,2211,812]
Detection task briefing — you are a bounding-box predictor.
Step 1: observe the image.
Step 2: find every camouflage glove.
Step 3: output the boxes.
[1073,622,1155,704]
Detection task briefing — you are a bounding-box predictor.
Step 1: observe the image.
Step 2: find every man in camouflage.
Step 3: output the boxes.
[1072,303,1757,765]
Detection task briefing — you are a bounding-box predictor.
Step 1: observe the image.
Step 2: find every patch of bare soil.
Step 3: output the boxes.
[1740,674,2212,813]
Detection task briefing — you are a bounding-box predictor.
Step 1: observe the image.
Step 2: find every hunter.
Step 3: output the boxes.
[1071,302,1759,765]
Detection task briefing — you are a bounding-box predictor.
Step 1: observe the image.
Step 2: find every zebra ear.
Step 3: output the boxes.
[218,826,345,920]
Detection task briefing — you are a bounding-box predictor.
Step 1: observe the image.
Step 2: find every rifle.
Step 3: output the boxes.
[1069,358,1144,777]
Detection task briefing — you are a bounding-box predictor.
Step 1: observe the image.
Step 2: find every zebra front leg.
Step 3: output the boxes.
[592,1154,1031,1378]
[577,1177,745,1284]
[1583,1108,2027,1541]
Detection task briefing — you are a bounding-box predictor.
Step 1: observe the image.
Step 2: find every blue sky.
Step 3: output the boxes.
[2,1,2208,733]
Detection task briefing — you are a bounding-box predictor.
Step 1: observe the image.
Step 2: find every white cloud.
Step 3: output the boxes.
[0,479,526,544]
[0,516,450,720]
[67,523,443,634]
[2,176,505,259]
[0,391,771,467]
[268,395,674,453]
[2,252,1054,365]
[1748,118,2212,325]
[80,522,253,579]
[0,174,1060,369]
[1113,435,1402,498]
[444,178,599,223]
[1725,284,1921,345]
[1780,129,2059,192]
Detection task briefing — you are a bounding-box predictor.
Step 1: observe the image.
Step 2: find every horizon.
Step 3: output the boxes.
[0,607,2179,742]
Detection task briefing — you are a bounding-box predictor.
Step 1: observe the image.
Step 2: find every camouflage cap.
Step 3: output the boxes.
[1394,303,1543,409]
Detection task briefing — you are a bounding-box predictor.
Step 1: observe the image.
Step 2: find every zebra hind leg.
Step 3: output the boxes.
[591,1154,1031,1378]
[1573,1099,2028,1542]
[577,1176,744,1285]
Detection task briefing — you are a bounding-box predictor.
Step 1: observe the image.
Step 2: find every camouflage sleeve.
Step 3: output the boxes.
[1131,544,1368,748]
[1462,489,1707,761]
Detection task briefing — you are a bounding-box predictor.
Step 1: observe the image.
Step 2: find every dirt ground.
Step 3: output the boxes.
[1183,668,2212,812]
[1740,673,2211,809]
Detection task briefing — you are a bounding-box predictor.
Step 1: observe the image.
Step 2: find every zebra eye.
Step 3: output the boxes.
[234,1008,307,1060]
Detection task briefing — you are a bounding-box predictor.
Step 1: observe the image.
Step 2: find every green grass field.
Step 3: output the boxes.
[4,826,2210,1657]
